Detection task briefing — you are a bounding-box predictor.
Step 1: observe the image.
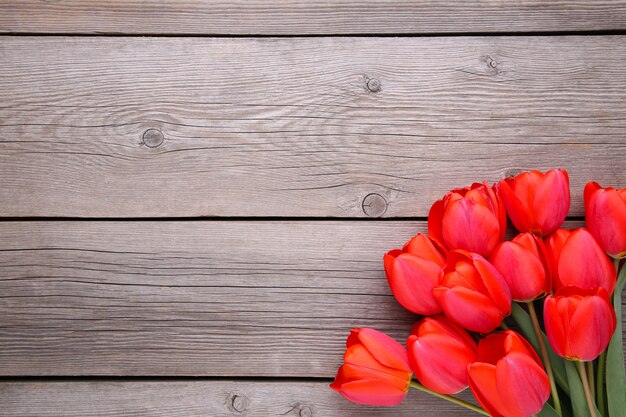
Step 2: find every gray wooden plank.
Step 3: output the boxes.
[0,221,418,376]
[1,1,626,34]
[1,220,623,377]
[0,379,476,417]
[1,36,625,218]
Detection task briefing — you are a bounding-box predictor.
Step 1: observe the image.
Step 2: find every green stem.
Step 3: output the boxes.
[587,361,595,402]
[500,321,510,330]
[596,351,606,417]
[577,361,598,417]
[409,381,489,416]
[528,301,562,415]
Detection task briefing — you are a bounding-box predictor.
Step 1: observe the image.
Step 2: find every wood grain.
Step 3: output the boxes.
[1,1,626,34]
[1,36,625,218]
[0,379,476,417]
[1,220,623,377]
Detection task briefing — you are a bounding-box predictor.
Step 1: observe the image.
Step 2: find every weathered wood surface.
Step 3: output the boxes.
[1,220,623,377]
[0,380,475,417]
[2,1,626,34]
[1,36,625,218]
[0,221,416,376]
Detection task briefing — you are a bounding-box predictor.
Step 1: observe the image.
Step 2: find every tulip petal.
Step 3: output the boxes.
[481,182,507,243]
[442,198,501,256]
[343,345,395,378]
[336,361,408,392]
[467,362,507,417]
[490,241,547,301]
[557,229,616,293]
[337,379,407,406]
[568,291,616,361]
[408,332,475,394]
[421,315,478,348]
[404,234,447,265]
[504,330,544,367]
[584,181,602,205]
[499,178,533,233]
[476,332,508,365]
[495,352,550,417]
[472,256,512,312]
[386,252,442,315]
[428,199,445,246]
[533,169,569,235]
[434,286,504,333]
[543,295,568,358]
[585,185,626,258]
[351,328,410,372]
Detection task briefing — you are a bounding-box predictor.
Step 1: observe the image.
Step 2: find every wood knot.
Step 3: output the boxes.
[505,168,524,178]
[228,394,249,413]
[142,128,164,148]
[366,78,381,93]
[485,56,499,74]
[362,193,387,217]
[299,406,313,417]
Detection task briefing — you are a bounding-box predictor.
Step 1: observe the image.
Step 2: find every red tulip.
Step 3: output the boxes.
[384,234,447,314]
[498,169,570,236]
[544,286,616,361]
[467,331,550,417]
[331,328,412,406]
[434,250,511,333]
[428,182,506,257]
[584,181,626,259]
[407,315,477,394]
[545,228,616,294]
[489,232,552,302]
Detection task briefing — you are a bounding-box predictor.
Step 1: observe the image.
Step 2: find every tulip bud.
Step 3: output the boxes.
[384,234,447,315]
[434,250,511,333]
[545,228,616,294]
[331,328,412,406]
[544,286,616,361]
[467,331,550,417]
[489,232,552,302]
[407,315,477,394]
[498,169,570,236]
[584,181,626,259]
[428,182,506,257]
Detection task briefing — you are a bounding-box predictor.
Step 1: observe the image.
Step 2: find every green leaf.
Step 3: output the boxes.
[511,302,569,393]
[537,402,562,417]
[606,262,626,417]
[565,360,592,417]
[511,302,539,345]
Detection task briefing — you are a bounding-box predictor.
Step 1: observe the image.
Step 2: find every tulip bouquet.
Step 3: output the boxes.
[331,170,626,417]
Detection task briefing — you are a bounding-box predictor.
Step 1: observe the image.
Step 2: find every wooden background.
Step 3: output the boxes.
[1,1,626,416]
